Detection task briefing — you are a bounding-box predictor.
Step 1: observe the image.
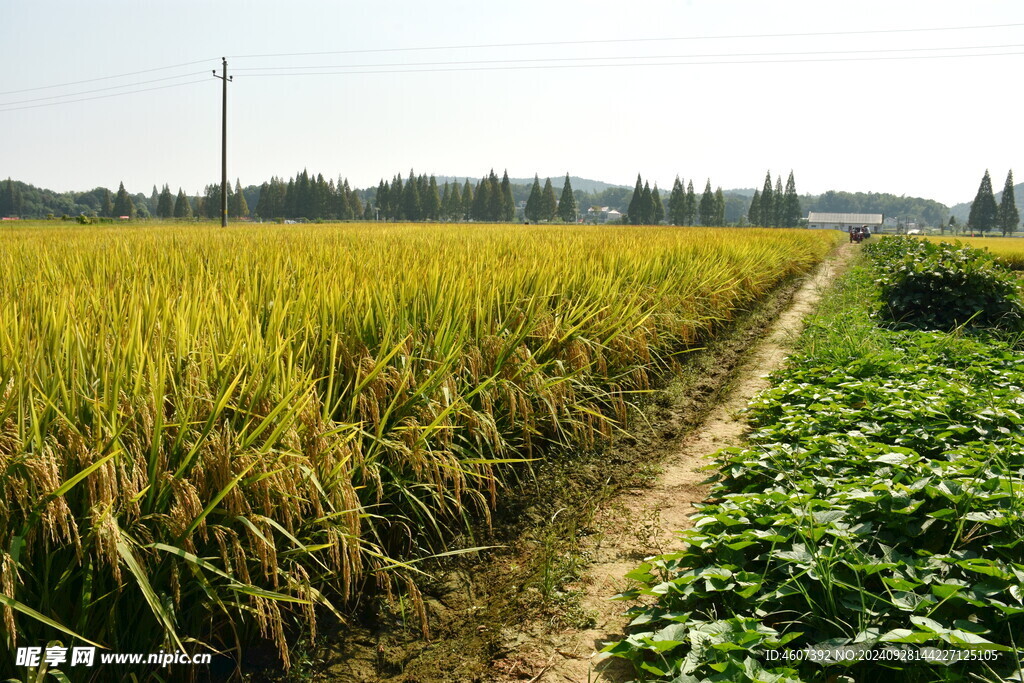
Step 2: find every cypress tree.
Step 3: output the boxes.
[628,174,643,224]
[111,182,135,218]
[484,170,502,221]
[668,176,685,225]
[425,176,442,220]
[652,184,665,224]
[558,174,577,222]
[461,180,474,220]
[448,181,462,220]
[282,178,296,218]
[173,188,192,218]
[714,187,725,226]
[500,170,515,221]
[773,176,784,228]
[760,172,774,227]
[684,180,697,226]
[440,182,451,220]
[230,179,249,218]
[417,173,428,208]
[202,184,221,219]
[347,183,362,219]
[376,180,388,220]
[699,180,714,226]
[783,171,802,228]
[472,177,491,221]
[375,180,388,220]
[402,170,422,221]
[157,184,174,218]
[270,177,287,218]
[391,174,404,220]
[640,181,653,224]
[998,170,1019,236]
[525,174,542,221]
[100,188,113,217]
[335,177,351,219]
[541,178,557,220]
[968,170,998,234]
[255,182,270,219]
[296,170,313,218]
[315,172,327,218]
[748,189,761,227]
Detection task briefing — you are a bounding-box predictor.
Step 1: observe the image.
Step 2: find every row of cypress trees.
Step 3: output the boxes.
[626,174,726,226]
[524,174,577,222]
[142,181,249,220]
[376,169,517,222]
[254,171,361,221]
[748,171,802,228]
[968,170,1018,235]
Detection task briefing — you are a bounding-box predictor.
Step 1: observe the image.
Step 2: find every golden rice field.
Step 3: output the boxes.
[925,235,1024,269]
[0,221,843,670]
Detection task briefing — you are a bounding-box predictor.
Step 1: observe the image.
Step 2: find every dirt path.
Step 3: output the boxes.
[496,244,855,682]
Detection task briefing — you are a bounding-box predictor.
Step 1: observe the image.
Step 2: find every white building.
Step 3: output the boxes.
[806,212,884,233]
[586,206,623,223]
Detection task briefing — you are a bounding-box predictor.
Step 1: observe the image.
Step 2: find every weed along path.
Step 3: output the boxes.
[503,243,856,683]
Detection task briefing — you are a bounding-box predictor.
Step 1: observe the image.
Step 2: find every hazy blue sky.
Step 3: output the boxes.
[3,1,1023,206]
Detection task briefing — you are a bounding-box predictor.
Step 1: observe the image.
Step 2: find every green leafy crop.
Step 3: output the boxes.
[603,252,1024,682]
[865,236,1024,332]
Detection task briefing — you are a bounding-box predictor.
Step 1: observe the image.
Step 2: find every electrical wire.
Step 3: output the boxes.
[0,58,218,96]
[231,22,1024,59]
[9,20,1024,102]
[4,21,1022,109]
[230,42,1024,73]
[0,71,212,107]
[236,49,1024,78]
[0,79,211,113]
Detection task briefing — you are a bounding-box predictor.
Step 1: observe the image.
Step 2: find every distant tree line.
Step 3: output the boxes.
[0,177,261,221]
[7,168,972,230]
[803,189,947,227]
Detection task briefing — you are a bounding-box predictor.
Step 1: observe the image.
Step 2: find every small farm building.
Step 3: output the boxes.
[586,206,623,223]
[806,212,884,232]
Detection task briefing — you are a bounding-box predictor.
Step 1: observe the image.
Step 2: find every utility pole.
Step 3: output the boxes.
[213,58,232,227]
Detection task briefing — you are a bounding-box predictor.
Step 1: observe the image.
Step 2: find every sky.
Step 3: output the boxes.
[3,1,1024,207]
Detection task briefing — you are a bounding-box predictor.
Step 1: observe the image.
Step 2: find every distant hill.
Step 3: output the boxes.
[436,175,629,194]
[949,182,1024,224]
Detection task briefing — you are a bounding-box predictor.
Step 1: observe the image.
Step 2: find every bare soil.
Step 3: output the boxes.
[249,244,854,683]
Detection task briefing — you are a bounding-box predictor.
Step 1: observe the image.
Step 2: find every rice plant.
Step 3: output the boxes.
[0,221,841,675]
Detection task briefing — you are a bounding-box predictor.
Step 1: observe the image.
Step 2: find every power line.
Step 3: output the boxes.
[0,79,211,113]
[231,22,1024,59]
[230,42,1024,73]
[0,58,217,96]
[0,71,210,107]
[235,49,1024,78]
[6,21,1019,101]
